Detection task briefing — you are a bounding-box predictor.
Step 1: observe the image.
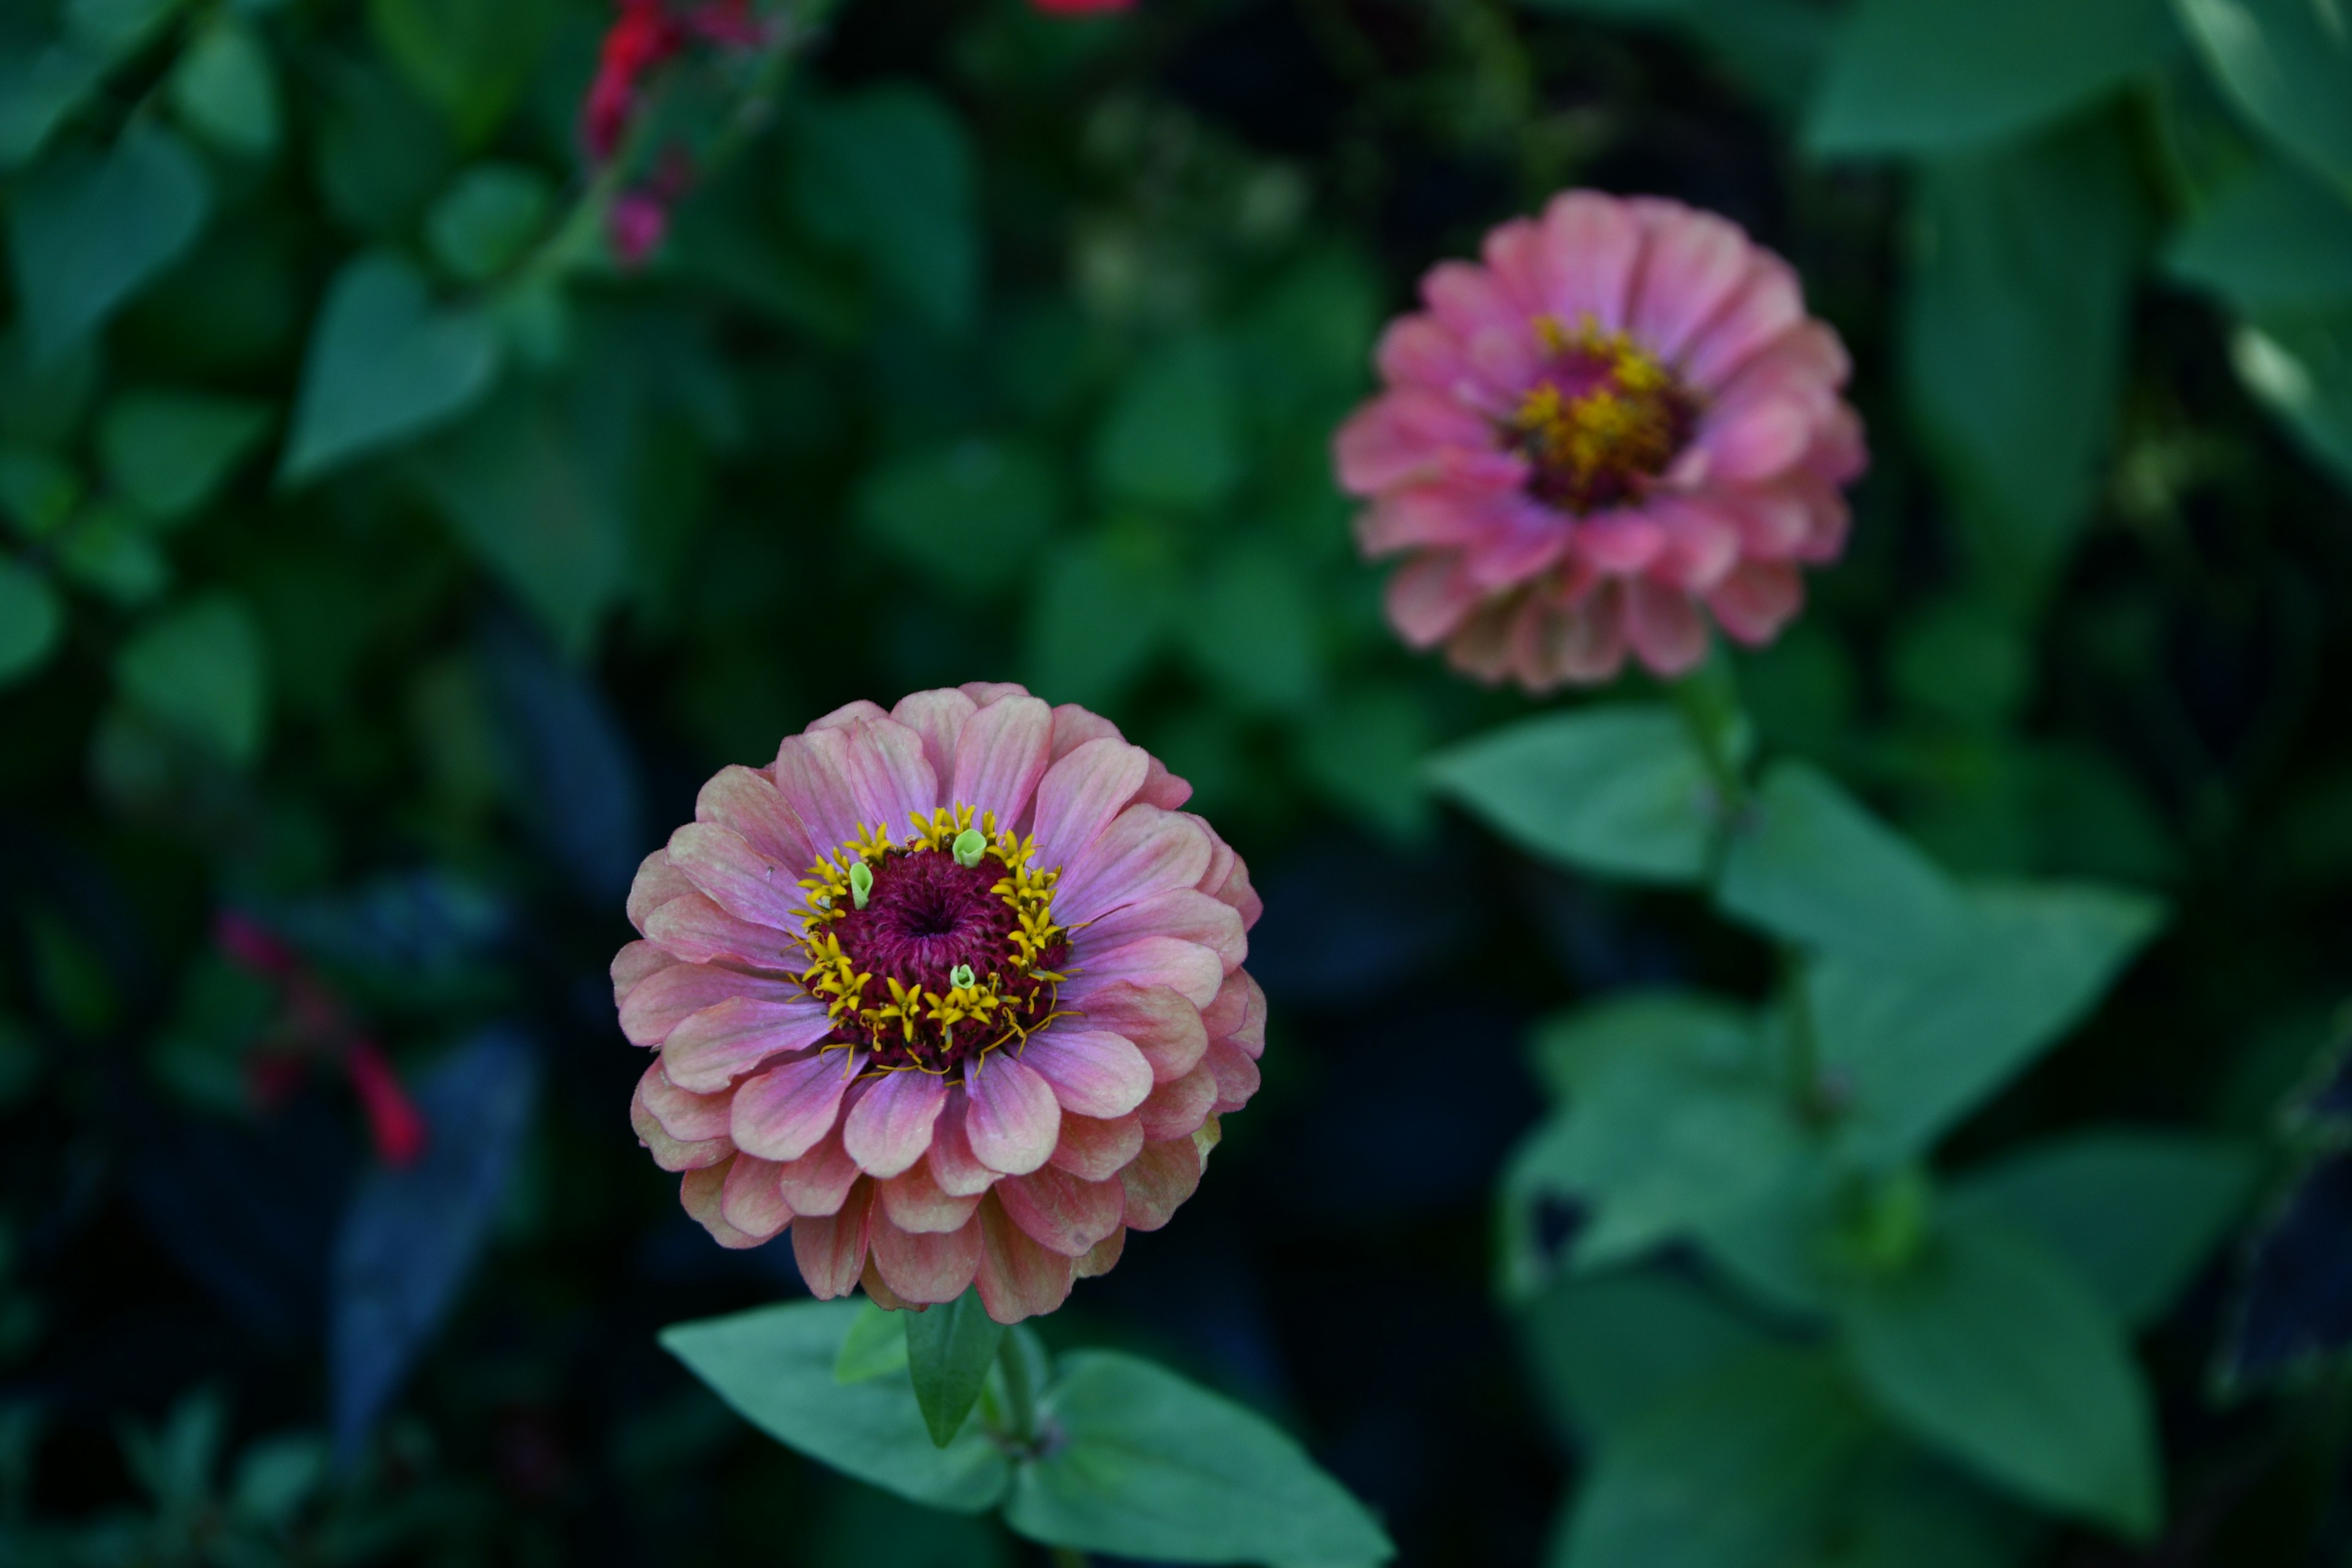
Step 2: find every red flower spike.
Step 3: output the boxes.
[346,1039,430,1168]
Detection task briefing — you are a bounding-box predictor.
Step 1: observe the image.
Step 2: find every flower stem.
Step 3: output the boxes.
[995,1333,1039,1447]
[1779,941,1823,1114]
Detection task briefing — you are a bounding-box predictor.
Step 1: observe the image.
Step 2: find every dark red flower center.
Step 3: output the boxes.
[1508,319,1697,514]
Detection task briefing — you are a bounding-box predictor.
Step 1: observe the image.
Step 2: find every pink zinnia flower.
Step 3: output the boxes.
[1335,190,1866,690]
[614,684,1264,1324]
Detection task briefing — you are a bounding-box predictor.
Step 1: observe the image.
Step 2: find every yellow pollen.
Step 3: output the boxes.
[1511,317,1687,513]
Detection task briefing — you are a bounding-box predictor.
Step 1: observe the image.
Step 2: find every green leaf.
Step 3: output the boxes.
[425,164,553,285]
[1298,684,1434,842]
[56,502,168,604]
[1717,761,1971,961]
[1093,337,1242,508]
[1838,1217,2160,1537]
[1946,1130,2260,1327]
[1812,881,2165,1161]
[64,0,182,56]
[0,33,109,171]
[169,17,280,159]
[97,389,272,522]
[660,1301,1013,1513]
[1902,114,2148,601]
[1005,1350,1393,1565]
[1425,704,1716,884]
[1528,989,1755,1103]
[1807,0,2176,155]
[903,1289,1005,1449]
[1518,1270,1768,1444]
[115,592,268,763]
[2166,153,2352,311]
[1554,1348,1874,1568]
[797,85,979,334]
[282,253,501,485]
[2228,307,2352,492]
[857,438,1060,594]
[313,56,454,238]
[408,380,628,656]
[0,559,62,685]
[7,120,211,361]
[2176,0,2352,187]
[1820,1449,2041,1568]
[1184,544,1321,712]
[1025,526,1172,708]
[834,1301,911,1383]
[368,0,556,145]
[0,445,81,539]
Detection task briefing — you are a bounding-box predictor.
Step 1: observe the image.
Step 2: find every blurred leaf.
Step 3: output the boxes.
[7,119,211,361]
[64,0,181,55]
[1529,990,1754,1102]
[1184,544,1321,711]
[1812,881,2165,1162]
[2222,1148,2352,1387]
[1298,684,1434,840]
[1554,1348,1873,1568]
[858,438,1060,593]
[97,389,271,522]
[1839,1217,2160,1536]
[2166,152,2352,311]
[2176,0,2352,187]
[368,0,555,145]
[56,502,168,604]
[798,85,978,334]
[121,1385,224,1513]
[0,331,97,447]
[1519,1270,1768,1444]
[1093,337,1242,508]
[474,611,644,901]
[169,16,280,159]
[0,31,108,170]
[1027,526,1172,707]
[1425,704,1717,884]
[0,560,61,686]
[411,382,627,653]
[314,56,454,237]
[903,1289,1005,1449]
[0,445,80,539]
[2228,308,2352,491]
[1888,600,2030,729]
[115,592,267,762]
[1808,0,2174,154]
[1004,1350,1393,1565]
[835,1301,911,1384]
[332,1029,537,1461]
[1820,1450,2041,1568]
[425,163,552,284]
[228,1433,325,1529]
[1717,762,1972,962]
[1904,114,2147,601]
[1949,1131,2260,1327]
[662,1300,1014,1512]
[282,252,501,485]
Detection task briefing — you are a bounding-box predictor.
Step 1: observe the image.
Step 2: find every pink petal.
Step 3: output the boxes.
[665,822,801,930]
[959,680,1031,708]
[1623,578,1711,676]
[1136,1061,1219,1141]
[1462,506,1570,589]
[891,688,979,785]
[1446,595,1518,684]
[1050,1112,1145,1182]
[1030,737,1149,872]
[840,1069,949,1178]
[1120,1137,1205,1232]
[777,1126,862,1216]
[695,765,818,878]
[1724,486,1815,558]
[1333,390,1493,494]
[1384,552,1483,648]
[1422,258,1522,345]
[1695,397,1815,486]
[1572,511,1668,575]
[617,962,806,1048]
[1047,704,1119,763]
[834,717,938,839]
[1200,971,1267,1060]
[963,1053,1061,1175]
[731,1051,858,1161]
[880,1158,984,1234]
[809,699,891,732]
[1375,314,1473,395]
[1531,582,1630,687]
[627,851,696,934]
[790,1178,872,1298]
[997,1165,1126,1258]
[1076,1227,1126,1280]
[1193,821,1262,931]
[1054,805,1214,926]
[720,1154,794,1241]
[1137,756,1192,811]
[973,1192,1076,1324]
[1072,937,1223,1009]
[643,892,794,969]
[948,693,1054,826]
[640,1060,732,1142]
[1072,981,1209,1084]
[682,1160,764,1249]
[1537,189,1644,331]
[925,1087,999,1197]
[1480,216,1551,319]
[1080,889,1246,973]
[661,995,833,1093]
[1203,1038,1262,1114]
[1648,496,1744,592]
[1708,559,1805,644]
[1355,485,1503,556]
[1627,199,1755,366]
[1019,1028,1153,1120]
[632,1069,732,1171]
[611,939,679,1011]
[867,1209,983,1305]
[1683,254,1805,391]
[771,729,865,859]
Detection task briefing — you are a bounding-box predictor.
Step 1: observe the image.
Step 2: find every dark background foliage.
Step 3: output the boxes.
[3,0,2351,1561]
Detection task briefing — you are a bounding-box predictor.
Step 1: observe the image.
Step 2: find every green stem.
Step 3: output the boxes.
[995,1333,1039,1448]
[1780,941,1823,1114]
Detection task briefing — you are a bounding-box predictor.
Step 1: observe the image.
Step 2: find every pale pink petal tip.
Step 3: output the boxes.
[615,686,1262,1321]
[1336,187,1864,690]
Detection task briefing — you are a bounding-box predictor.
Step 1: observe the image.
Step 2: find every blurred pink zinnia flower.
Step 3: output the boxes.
[1335,190,1866,690]
[614,685,1262,1324]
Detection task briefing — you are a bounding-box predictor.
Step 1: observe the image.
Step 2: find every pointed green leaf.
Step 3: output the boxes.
[2166,153,2352,312]
[796,85,978,334]
[2228,308,2352,494]
[1717,761,1971,961]
[834,1300,911,1384]
[8,120,211,361]
[115,592,268,763]
[2177,0,2352,187]
[282,253,500,484]
[0,558,62,685]
[170,17,281,159]
[1519,1270,1768,1445]
[903,1289,1005,1449]
[98,389,272,522]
